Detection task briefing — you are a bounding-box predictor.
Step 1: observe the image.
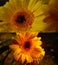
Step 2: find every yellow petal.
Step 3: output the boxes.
[21,0,30,8]
[9,44,19,51]
[0,6,10,21]
[21,32,38,39]
[4,2,13,14]
[33,37,41,40]
[33,5,46,17]
[0,7,4,20]
[30,16,47,32]
[9,0,17,9]
[34,46,45,57]
[0,22,11,32]
[32,37,42,46]
[31,1,42,12]
[25,54,33,63]
[21,54,26,63]
[14,49,21,55]
[13,0,22,8]
[4,2,15,15]
[28,0,37,10]
[32,46,45,59]
[9,0,19,10]
[13,49,21,61]
[14,53,21,61]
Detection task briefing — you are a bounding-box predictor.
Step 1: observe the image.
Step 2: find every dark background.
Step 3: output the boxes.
[0,0,9,6]
[38,33,58,65]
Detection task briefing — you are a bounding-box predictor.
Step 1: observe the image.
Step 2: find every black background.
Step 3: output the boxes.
[0,0,9,6]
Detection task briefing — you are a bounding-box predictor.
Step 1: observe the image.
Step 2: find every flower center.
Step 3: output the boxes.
[24,41,30,50]
[11,9,34,30]
[16,15,26,23]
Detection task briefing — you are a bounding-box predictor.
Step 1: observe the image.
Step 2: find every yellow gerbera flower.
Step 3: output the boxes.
[0,0,48,32]
[9,32,45,64]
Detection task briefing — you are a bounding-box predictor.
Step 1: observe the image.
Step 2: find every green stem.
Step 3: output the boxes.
[0,38,11,45]
[0,45,9,54]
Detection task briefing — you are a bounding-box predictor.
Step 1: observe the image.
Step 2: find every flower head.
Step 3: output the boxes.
[9,32,45,64]
[0,0,48,32]
[43,0,58,32]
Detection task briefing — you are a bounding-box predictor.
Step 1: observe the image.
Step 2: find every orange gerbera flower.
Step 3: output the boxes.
[9,32,45,64]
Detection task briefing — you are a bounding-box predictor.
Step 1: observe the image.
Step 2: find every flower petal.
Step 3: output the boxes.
[28,0,37,10]
[22,0,30,8]
[31,1,42,12]
[0,6,10,21]
[24,32,38,39]
[0,22,11,32]
[14,0,23,8]
[33,5,46,17]
[9,44,20,51]
[13,49,21,61]
[16,33,26,44]
[14,53,21,61]
[21,54,26,63]
[9,0,19,10]
[32,37,42,46]
[30,16,47,32]
[31,46,45,60]
[25,54,33,63]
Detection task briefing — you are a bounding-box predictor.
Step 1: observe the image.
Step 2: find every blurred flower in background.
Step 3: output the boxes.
[0,0,49,32]
[9,32,45,64]
[43,0,58,32]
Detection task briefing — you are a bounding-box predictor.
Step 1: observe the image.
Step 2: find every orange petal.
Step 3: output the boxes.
[13,49,21,61]
[25,54,33,63]
[21,54,26,63]
[9,44,19,51]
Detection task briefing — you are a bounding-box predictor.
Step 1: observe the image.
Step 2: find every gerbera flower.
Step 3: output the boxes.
[0,0,48,32]
[9,32,45,64]
[43,0,58,32]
